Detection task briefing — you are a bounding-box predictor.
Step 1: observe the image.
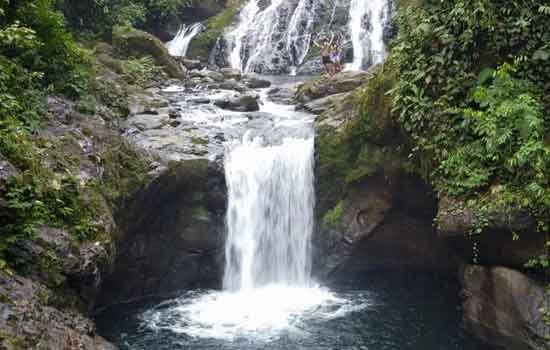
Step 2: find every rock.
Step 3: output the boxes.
[266,87,295,105]
[124,113,170,131]
[179,58,203,70]
[214,94,260,112]
[112,27,185,79]
[220,67,242,80]
[437,197,536,236]
[313,171,453,278]
[0,271,117,349]
[168,108,179,119]
[169,120,181,127]
[217,79,249,93]
[303,91,352,115]
[0,154,17,181]
[190,69,224,82]
[189,97,211,104]
[97,160,226,305]
[460,265,549,349]
[296,70,371,103]
[437,197,544,270]
[243,76,272,89]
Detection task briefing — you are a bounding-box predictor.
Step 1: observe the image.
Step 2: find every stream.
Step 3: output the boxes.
[96,77,493,350]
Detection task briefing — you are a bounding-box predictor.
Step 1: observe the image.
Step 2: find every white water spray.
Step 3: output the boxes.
[347,0,390,70]
[166,23,203,57]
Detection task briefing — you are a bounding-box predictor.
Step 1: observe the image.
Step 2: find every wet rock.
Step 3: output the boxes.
[296,70,371,103]
[180,57,203,70]
[266,87,295,105]
[303,91,352,115]
[190,69,224,82]
[98,160,226,305]
[168,108,179,119]
[169,120,181,127]
[217,79,249,93]
[189,97,211,104]
[220,67,242,80]
[214,94,260,112]
[460,265,549,349]
[243,76,272,89]
[125,113,170,131]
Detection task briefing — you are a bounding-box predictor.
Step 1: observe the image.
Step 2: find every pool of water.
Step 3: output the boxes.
[96,272,494,350]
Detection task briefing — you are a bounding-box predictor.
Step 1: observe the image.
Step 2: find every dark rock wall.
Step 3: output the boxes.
[98,160,226,306]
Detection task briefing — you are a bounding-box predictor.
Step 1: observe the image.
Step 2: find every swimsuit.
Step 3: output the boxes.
[322,55,331,64]
[330,52,340,63]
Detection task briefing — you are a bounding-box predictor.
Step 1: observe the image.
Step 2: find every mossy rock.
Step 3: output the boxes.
[112,26,185,79]
[187,5,241,60]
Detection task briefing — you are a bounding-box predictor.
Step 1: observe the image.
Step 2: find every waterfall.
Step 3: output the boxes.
[347,0,391,70]
[166,23,203,57]
[285,0,319,72]
[227,0,319,73]
[223,133,315,291]
[226,0,393,73]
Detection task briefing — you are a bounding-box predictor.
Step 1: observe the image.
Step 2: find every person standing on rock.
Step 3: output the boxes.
[314,35,334,76]
[330,33,344,74]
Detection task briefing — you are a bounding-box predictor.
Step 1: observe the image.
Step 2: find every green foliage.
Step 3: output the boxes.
[58,0,194,38]
[389,0,550,240]
[122,56,163,87]
[323,201,344,229]
[0,172,103,267]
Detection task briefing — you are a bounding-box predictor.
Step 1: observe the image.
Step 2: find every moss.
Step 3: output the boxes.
[322,201,344,229]
[0,332,27,350]
[192,205,209,220]
[316,61,409,214]
[191,136,208,145]
[99,139,151,208]
[112,26,184,79]
[187,5,240,59]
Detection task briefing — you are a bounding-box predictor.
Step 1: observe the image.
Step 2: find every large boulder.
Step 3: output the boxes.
[113,27,186,79]
[437,197,545,270]
[97,159,226,305]
[214,94,260,112]
[0,271,116,350]
[309,63,455,277]
[460,265,549,350]
[296,70,371,103]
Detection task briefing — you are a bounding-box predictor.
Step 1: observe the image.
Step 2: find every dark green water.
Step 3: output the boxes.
[96,272,496,350]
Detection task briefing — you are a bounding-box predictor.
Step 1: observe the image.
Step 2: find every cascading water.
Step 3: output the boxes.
[347,0,391,70]
[227,0,393,73]
[223,134,315,291]
[136,90,362,341]
[166,23,203,57]
[227,0,319,73]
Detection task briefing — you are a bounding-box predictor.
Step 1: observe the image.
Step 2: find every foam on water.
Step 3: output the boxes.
[142,284,364,340]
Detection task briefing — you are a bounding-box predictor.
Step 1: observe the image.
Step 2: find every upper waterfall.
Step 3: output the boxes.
[166,23,203,57]
[225,0,393,74]
[347,0,391,69]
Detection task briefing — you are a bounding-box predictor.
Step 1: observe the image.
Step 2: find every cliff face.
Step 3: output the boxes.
[301,64,548,349]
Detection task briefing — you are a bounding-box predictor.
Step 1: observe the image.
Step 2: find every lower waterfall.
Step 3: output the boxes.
[224,134,315,291]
